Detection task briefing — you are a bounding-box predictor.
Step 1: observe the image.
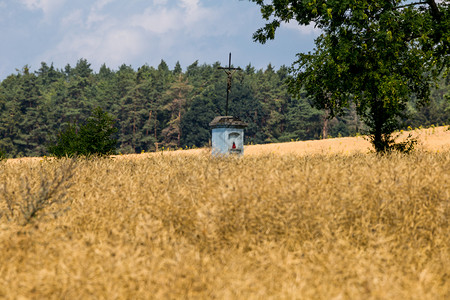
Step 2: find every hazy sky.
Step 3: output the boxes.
[0,0,320,79]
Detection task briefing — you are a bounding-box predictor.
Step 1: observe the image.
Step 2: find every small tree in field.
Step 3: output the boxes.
[48,107,117,157]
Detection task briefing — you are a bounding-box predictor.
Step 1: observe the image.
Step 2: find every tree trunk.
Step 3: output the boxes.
[147,111,152,136]
[373,120,383,152]
[177,110,181,146]
[322,109,329,139]
[371,99,389,153]
[154,117,157,141]
[132,111,136,152]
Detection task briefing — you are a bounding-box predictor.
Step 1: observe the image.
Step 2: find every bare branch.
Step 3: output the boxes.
[395,2,428,10]
[1,159,77,225]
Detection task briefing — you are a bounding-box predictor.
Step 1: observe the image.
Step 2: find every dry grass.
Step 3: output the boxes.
[245,125,450,155]
[0,127,449,299]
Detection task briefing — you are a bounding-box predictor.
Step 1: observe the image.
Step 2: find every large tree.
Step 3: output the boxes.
[250,0,449,152]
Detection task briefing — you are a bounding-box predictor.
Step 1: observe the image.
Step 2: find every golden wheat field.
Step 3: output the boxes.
[1,127,449,299]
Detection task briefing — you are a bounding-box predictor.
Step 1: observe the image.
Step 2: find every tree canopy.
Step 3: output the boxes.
[250,0,449,152]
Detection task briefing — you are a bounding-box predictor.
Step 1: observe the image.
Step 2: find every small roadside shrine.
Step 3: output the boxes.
[210,116,247,155]
[210,53,248,156]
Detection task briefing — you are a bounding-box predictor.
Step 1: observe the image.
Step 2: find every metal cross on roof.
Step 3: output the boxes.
[218,53,241,116]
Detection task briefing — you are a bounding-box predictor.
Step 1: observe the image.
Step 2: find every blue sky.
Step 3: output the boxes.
[0,0,320,79]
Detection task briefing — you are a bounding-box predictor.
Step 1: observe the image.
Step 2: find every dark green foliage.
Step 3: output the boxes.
[47,122,79,158]
[0,148,6,161]
[48,108,117,158]
[405,74,450,128]
[77,107,118,156]
[181,94,217,148]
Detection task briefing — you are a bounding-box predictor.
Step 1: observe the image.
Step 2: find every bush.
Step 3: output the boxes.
[48,108,118,158]
[368,132,417,154]
[48,122,80,158]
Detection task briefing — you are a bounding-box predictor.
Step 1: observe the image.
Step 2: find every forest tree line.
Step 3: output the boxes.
[0,59,448,157]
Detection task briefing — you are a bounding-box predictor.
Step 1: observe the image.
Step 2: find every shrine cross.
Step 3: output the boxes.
[218,53,241,116]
